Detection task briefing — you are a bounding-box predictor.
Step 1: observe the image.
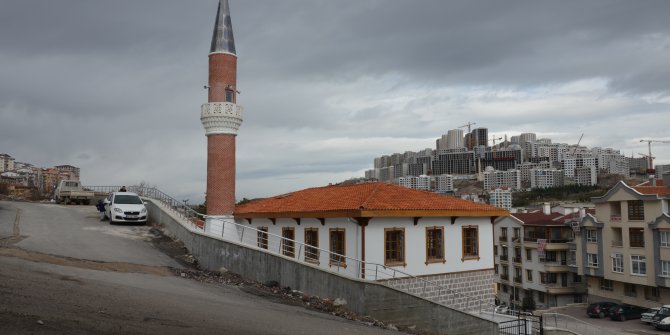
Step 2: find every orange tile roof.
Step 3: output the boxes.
[632,186,670,196]
[235,182,508,219]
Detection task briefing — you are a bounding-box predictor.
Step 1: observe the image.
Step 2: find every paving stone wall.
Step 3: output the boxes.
[382,270,496,313]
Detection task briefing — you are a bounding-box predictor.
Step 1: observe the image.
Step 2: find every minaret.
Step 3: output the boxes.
[201,0,242,222]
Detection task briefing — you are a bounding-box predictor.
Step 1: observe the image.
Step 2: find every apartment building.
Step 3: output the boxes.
[484,169,521,190]
[495,207,587,310]
[398,175,431,191]
[530,168,565,189]
[574,166,597,186]
[0,153,15,172]
[570,177,670,308]
[489,188,513,210]
[435,174,454,193]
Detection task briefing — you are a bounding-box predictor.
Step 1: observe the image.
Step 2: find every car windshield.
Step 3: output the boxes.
[659,307,670,316]
[114,195,143,205]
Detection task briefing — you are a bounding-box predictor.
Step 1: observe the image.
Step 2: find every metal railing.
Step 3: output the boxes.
[203,215,497,314]
[85,185,204,225]
[92,185,500,315]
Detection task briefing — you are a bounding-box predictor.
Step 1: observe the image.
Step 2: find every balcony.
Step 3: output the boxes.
[544,261,570,272]
[514,276,522,284]
[500,255,509,262]
[500,274,510,281]
[524,238,571,250]
[611,240,623,247]
[499,236,509,243]
[610,215,622,222]
[546,284,587,295]
[513,257,522,264]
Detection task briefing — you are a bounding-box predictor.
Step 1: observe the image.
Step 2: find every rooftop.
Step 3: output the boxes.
[632,186,670,196]
[235,182,508,219]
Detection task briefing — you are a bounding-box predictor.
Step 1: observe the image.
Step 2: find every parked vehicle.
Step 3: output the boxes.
[641,307,661,324]
[104,192,148,225]
[53,180,94,205]
[609,304,648,321]
[587,301,618,318]
[652,305,670,330]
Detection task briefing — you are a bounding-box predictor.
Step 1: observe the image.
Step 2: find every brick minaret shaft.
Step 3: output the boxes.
[201,0,243,217]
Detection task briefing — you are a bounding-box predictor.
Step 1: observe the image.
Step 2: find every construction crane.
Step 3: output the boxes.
[458,122,477,133]
[639,139,670,172]
[489,136,503,160]
[489,136,503,146]
[570,133,584,157]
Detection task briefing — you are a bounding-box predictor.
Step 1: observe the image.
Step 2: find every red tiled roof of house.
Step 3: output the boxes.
[512,212,565,226]
[235,182,508,219]
[632,186,670,196]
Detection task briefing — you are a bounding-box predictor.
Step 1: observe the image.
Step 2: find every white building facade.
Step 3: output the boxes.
[233,182,508,312]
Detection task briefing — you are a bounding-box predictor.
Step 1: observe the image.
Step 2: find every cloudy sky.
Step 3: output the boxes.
[2,0,670,204]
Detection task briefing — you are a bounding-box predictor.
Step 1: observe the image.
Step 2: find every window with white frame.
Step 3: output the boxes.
[631,255,646,275]
[661,231,670,247]
[612,253,623,273]
[662,260,670,277]
[587,253,599,268]
[586,229,598,243]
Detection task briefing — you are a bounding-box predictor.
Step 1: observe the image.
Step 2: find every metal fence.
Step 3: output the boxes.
[203,215,497,314]
[86,185,502,315]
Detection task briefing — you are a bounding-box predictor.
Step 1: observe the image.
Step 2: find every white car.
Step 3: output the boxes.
[104,192,148,225]
[641,307,661,324]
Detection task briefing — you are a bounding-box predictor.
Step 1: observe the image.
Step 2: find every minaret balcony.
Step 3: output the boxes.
[201,102,243,135]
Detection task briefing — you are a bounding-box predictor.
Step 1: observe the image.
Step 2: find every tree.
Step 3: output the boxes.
[522,296,536,312]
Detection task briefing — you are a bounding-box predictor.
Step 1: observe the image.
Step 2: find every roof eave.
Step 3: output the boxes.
[235,209,509,220]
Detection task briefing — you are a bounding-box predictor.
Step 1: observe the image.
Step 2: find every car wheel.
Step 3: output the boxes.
[599,311,605,319]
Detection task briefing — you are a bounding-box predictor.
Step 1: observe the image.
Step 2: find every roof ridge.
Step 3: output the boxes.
[360,182,383,209]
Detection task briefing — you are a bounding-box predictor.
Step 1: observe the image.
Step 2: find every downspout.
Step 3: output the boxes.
[353,217,370,279]
[361,222,366,279]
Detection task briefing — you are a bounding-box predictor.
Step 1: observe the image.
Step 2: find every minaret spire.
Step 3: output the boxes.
[210,0,236,55]
[201,0,243,220]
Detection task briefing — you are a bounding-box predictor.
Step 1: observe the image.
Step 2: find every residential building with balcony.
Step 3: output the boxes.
[398,175,431,191]
[0,153,15,172]
[435,174,454,193]
[484,169,521,191]
[570,178,670,308]
[530,168,565,189]
[494,208,587,310]
[489,188,513,211]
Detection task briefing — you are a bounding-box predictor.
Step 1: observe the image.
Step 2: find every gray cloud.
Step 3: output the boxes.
[1,0,670,203]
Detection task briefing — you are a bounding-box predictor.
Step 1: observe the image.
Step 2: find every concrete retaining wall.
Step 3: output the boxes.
[146,200,499,335]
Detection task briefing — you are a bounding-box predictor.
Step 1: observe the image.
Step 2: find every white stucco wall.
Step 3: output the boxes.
[364,216,494,277]
[233,216,494,279]
[233,217,361,278]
